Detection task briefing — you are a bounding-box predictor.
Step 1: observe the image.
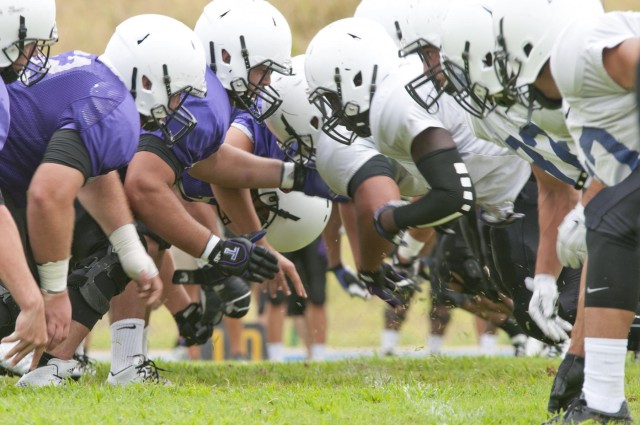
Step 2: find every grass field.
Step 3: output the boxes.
[0,356,639,424]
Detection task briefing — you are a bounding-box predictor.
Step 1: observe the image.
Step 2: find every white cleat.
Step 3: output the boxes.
[0,341,33,376]
[107,355,171,386]
[347,282,372,300]
[16,358,78,388]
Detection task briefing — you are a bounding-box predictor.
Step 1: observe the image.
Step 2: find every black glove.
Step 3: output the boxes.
[208,231,279,283]
[213,275,251,319]
[173,303,214,346]
[547,353,585,413]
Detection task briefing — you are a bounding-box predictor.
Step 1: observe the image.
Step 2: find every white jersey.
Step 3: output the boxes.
[370,57,531,209]
[467,103,585,187]
[315,127,423,197]
[550,12,640,186]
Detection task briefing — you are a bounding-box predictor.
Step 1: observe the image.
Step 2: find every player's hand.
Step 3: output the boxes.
[525,274,572,342]
[208,231,279,283]
[1,296,47,370]
[135,272,163,309]
[330,264,370,300]
[41,290,72,350]
[263,251,306,299]
[556,203,586,269]
[548,353,585,413]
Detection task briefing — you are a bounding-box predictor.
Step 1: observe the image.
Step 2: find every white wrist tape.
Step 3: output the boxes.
[109,224,158,279]
[199,234,221,262]
[37,258,69,293]
[397,233,426,260]
[280,162,296,190]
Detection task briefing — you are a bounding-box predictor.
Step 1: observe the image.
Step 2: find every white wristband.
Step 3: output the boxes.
[199,234,221,262]
[37,258,69,293]
[280,162,296,190]
[397,233,425,260]
[108,223,140,253]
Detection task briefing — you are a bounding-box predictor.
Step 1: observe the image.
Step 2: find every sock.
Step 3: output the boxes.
[428,334,444,354]
[583,337,627,414]
[267,342,284,362]
[310,343,326,361]
[37,352,56,368]
[381,329,400,354]
[142,326,149,356]
[479,334,497,355]
[110,318,145,373]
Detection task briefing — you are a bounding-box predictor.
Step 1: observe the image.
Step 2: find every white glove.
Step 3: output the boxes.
[556,203,586,269]
[109,224,159,280]
[525,274,572,342]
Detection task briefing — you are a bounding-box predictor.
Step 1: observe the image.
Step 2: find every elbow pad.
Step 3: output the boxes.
[393,148,474,229]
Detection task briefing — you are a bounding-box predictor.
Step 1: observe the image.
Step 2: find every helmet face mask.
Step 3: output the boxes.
[141,86,199,147]
[0,0,57,86]
[265,55,322,166]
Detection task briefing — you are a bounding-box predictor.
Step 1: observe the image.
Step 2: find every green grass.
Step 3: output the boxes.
[1,356,639,424]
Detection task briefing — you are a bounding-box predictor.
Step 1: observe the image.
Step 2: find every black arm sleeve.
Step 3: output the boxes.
[137,133,184,184]
[393,147,475,229]
[41,129,92,181]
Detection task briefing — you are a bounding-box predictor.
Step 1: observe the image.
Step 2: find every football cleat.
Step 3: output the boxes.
[0,341,33,376]
[545,395,632,424]
[107,355,171,386]
[16,358,78,388]
[70,353,97,380]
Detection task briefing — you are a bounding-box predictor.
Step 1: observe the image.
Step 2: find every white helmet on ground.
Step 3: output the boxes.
[255,188,332,253]
[0,0,57,85]
[195,0,292,121]
[305,17,399,145]
[264,55,321,166]
[492,0,604,108]
[103,14,207,146]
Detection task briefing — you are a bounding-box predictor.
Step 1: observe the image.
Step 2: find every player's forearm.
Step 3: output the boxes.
[126,178,211,258]
[534,170,580,276]
[189,144,283,189]
[0,207,43,308]
[77,171,134,235]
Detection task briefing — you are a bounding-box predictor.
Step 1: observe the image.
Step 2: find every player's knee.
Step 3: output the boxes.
[68,249,130,329]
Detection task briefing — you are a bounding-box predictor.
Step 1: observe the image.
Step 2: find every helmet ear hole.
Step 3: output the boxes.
[142,75,152,90]
[310,116,319,130]
[222,49,231,64]
[523,43,533,58]
[353,71,363,87]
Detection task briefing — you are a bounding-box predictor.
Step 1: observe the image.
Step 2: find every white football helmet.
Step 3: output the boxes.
[0,0,57,86]
[255,188,332,253]
[304,17,400,145]
[194,0,292,121]
[103,14,207,146]
[492,0,604,108]
[440,1,512,118]
[264,55,321,166]
[353,0,416,49]
[397,0,450,112]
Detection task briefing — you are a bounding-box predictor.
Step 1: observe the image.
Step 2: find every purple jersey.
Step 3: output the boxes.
[0,80,8,152]
[232,110,286,160]
[0,51,139,206]
[142,67,232,169]
[177,111,285,203]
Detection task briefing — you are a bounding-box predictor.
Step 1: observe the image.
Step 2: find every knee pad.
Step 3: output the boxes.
[200,287,224,327]
[213,276,251,319]
[67,248,129,317]
[287,294,306,316]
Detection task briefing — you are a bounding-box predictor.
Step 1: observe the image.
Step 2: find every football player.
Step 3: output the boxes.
[495,0,639,422]
[0,0,57,371]
[1,13,209,386]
